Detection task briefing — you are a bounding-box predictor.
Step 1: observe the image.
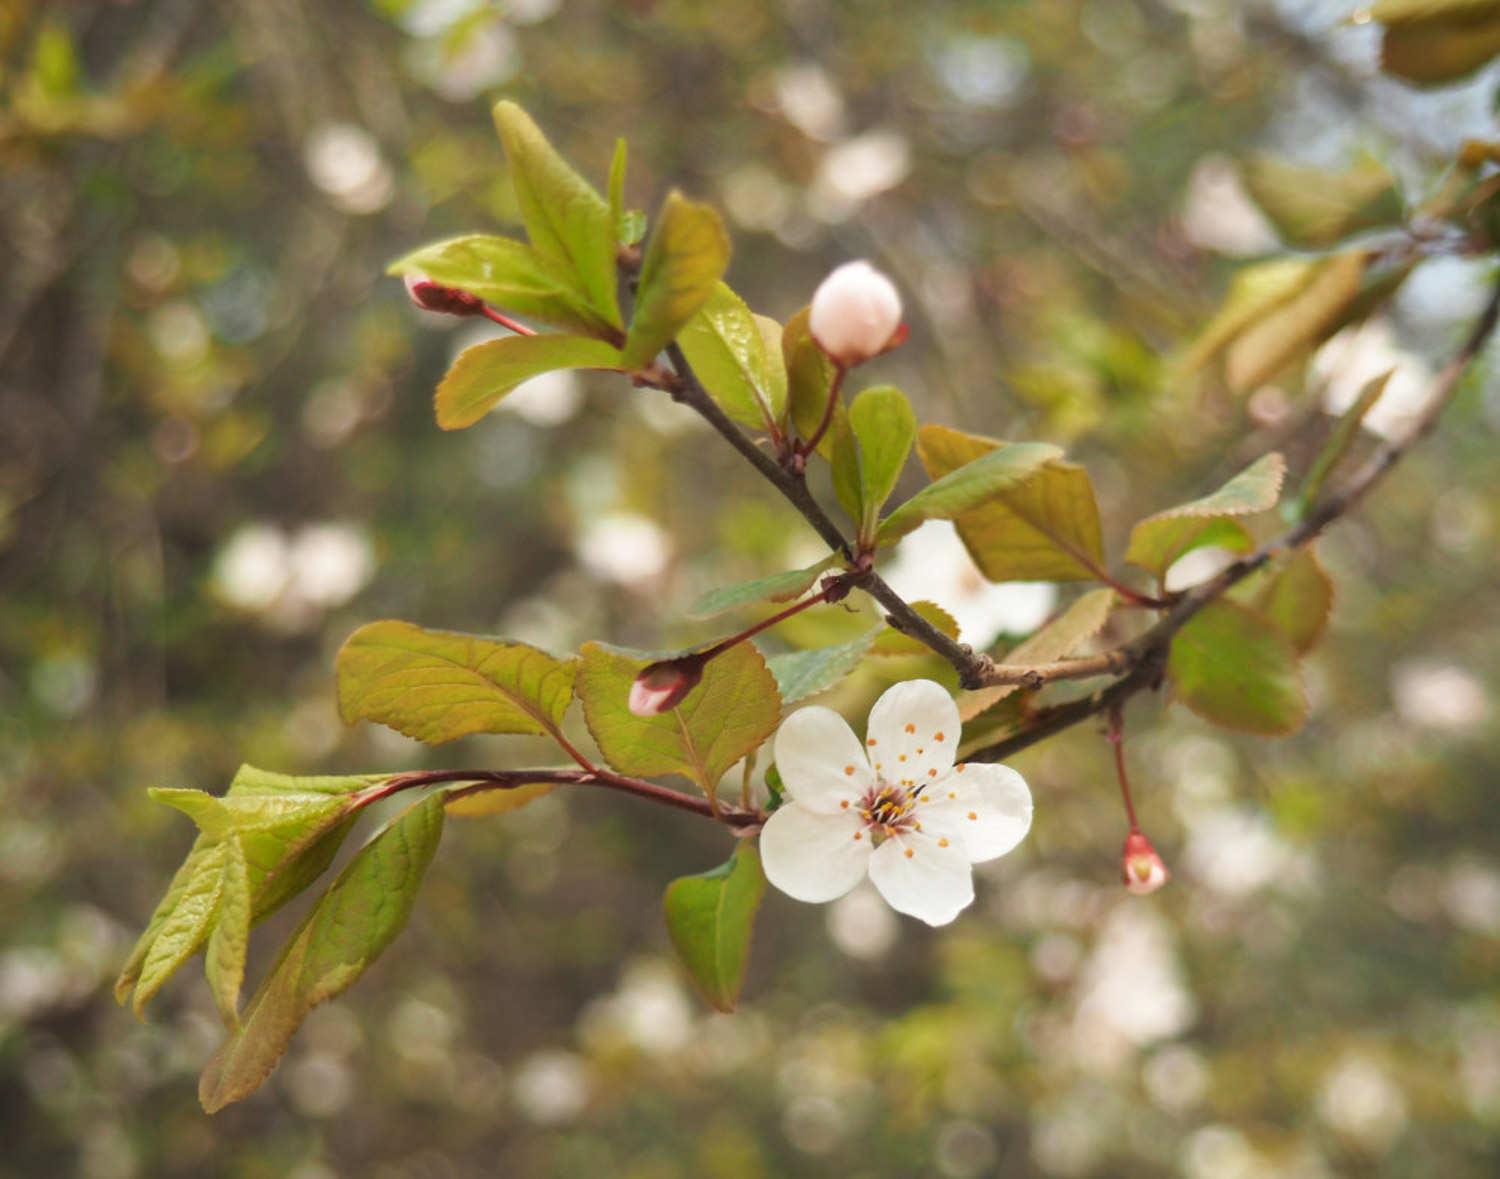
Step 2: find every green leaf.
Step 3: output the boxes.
[677,282,786,430]
[445,781,558,818]
[387,235,618,339]
[1242,153,1405,249]
[434,334,623,430]
[876,441,1063,546]
[198,794,446,1113]
[688,556,837,619]
[1168,600,1308,735]
[849,385,917,540]
[957,588,1117,723]
[766,633,877,703]
[205,836,251,1027]
[1233,548,1335,655]
[1126,453,1286,577]
[115,768,380,1012]
[663,843,766,1013]
[916,424,1104,582]
[622,191,731,369]
[492,100,621,330]
[1289,370,1392,520]
[871,601,960,656]
[130,840,229,1016]
[577,641,781,796]
[337,620,576,745]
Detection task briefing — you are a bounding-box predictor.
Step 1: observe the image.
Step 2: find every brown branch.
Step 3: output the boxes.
[966,269,1500,763]
[655,342,998,686]
[361,766,765,828]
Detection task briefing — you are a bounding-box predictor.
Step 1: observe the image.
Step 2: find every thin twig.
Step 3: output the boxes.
[965,270,1500,763]
[364,766,764,827]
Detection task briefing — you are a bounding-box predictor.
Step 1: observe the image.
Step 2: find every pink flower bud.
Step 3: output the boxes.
[808,260,904,367]
[1121,830,1169,895]
[403,272,485,317]
[628,656,705,717]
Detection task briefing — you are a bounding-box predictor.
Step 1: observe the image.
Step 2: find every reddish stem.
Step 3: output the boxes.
[1106,703,1140,832]
[795,364,847,460]
[481,305,537,336]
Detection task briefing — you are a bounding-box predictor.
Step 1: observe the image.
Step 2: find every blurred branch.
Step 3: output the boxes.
[966,268,1500,763]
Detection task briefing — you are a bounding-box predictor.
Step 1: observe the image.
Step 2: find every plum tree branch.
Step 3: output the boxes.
[367,766,764,827]
[965,268,1500,763]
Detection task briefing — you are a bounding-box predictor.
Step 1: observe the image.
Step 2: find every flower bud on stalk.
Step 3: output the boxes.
[808,261,904,367]
[628,654,707,717]
[1121,830,1170,895]
[404,272,485,317]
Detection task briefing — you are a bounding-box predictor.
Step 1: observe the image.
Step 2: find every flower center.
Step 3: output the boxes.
[860,784,915,840]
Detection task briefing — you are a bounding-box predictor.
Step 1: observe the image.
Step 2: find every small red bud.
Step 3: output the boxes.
[1121,830,1170,895]
[628,655,705,717]
[403,272,485,317]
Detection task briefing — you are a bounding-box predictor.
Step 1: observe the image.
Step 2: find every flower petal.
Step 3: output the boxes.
[864,679,960,792]
[867,830,974,926]
[921,763,1033,863]
[773,705,873,813]
[760,803,871,903]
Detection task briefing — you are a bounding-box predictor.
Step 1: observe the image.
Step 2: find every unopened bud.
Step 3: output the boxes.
[1121,830,1169,895]
[808,260,904,367]
[403,272,485,317]
[628,655,706,717]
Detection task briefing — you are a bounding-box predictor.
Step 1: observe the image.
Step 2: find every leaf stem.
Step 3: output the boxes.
[480,305,538,336]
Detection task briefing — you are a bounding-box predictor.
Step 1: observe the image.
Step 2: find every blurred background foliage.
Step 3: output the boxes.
[3,0,1499,1176]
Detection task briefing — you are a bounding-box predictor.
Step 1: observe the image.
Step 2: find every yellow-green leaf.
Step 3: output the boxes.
[199,794,446,1113]
[387,235,617,339]
[916,424,1104,582]
[337,620,576,745]
[492,101,621,329]
[445,781,558,818]
[663,843,766,1013]
[1369,0,1500,85]
[622,191,730,369]
[205,836,250,1027]
[677,282,785,430]
[1168,600,1308,735]
[434,334,623,430]
[1234,548,1335,655]
[576,641,781,796]
[129,840,229,1016]
[1126,453,1286,577]
[1223,253,1367,394]
[1242,153,1404,249]
[876,441,1063,546]
[871,601,960,656]
[957,588,1116,723]
[784,305,838,458]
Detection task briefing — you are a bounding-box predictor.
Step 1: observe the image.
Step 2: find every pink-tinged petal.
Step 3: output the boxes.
[760,804,871,903]
[867,830,975,926]
[922,763,1033,863]
[864,679,960,791]
[773,705,873,813]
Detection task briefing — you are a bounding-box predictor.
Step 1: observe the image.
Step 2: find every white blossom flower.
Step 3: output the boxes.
[808,261,903,367]
[760,679,1032,926]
